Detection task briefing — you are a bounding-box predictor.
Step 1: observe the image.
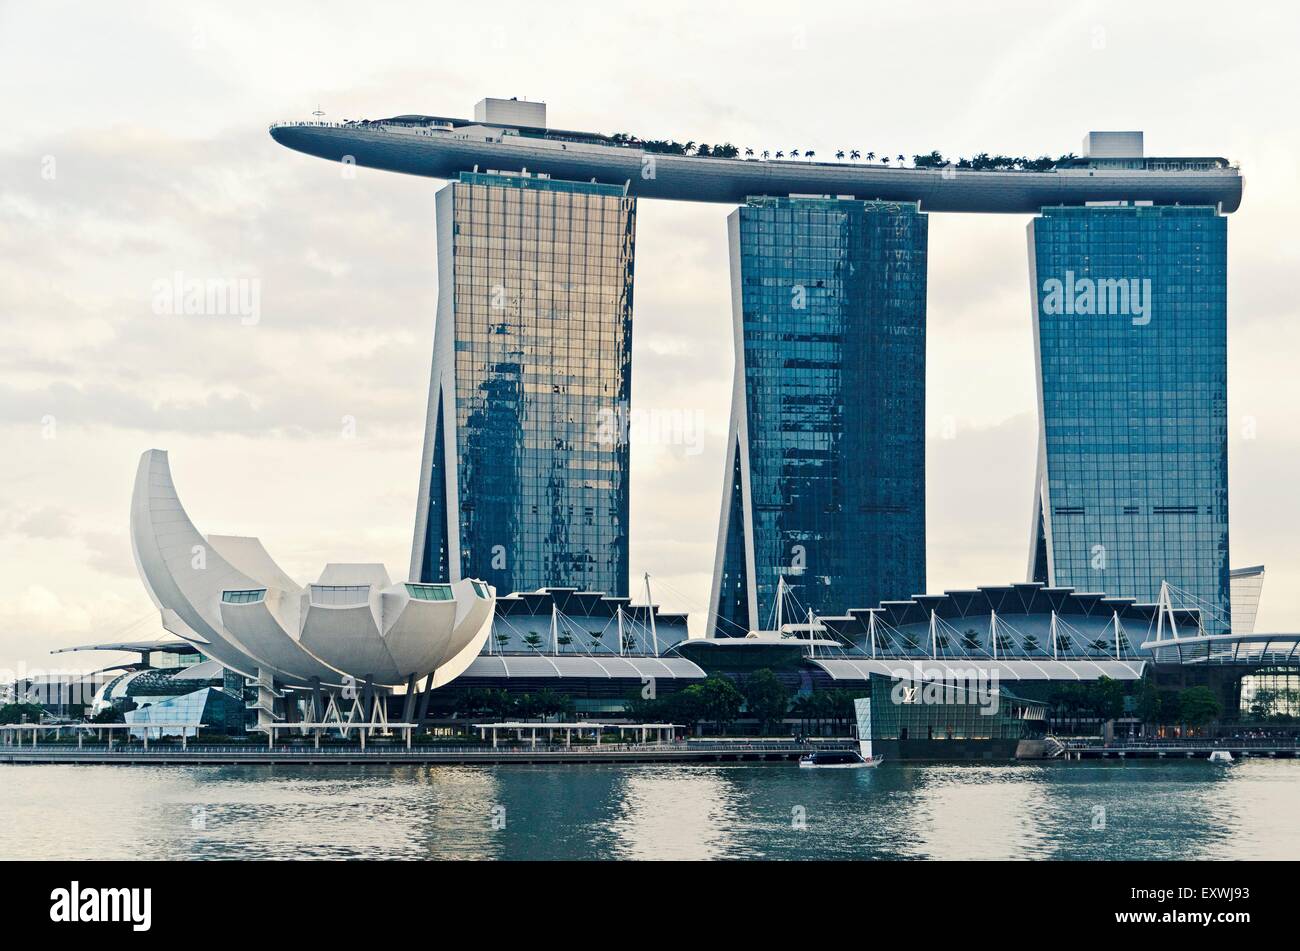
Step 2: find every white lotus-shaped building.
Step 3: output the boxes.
[130,449,494,695]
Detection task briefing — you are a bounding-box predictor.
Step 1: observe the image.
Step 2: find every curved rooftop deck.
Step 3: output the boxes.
[269,119,1243,214]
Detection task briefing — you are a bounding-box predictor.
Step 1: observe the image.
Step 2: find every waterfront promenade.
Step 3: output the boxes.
[1053,737,1300,760]
[0,739,837,766]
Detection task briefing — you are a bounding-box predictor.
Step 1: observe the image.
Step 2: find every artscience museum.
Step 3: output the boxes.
[129,449,495,729]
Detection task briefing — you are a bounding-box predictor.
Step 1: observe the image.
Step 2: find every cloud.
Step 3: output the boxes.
[12,506,74,539]
[1,1,1299,668]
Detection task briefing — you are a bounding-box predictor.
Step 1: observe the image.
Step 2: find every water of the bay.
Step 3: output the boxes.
[4,759,1297,860]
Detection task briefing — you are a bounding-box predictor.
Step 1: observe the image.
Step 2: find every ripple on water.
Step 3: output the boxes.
[2,759,1297,860]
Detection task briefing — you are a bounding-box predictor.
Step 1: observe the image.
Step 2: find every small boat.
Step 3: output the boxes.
[1208,749,1235,765]
[798,697,884,768]
[799,749,879,768]
[799,737,882,769]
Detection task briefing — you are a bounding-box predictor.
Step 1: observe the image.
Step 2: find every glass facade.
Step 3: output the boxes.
[1239,669,1300,719]
[123,687,243,737]
[405,582,454,601]
[1029,205,1230,631]
[869,675,1045,742]
[221,589,266,604]
[1229,566,1265,635]
[308,584,370,606]
[414,173,636,597]
[711,197,927,634]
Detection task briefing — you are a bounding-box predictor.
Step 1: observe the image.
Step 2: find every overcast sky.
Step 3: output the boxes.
[2,0,1298,675]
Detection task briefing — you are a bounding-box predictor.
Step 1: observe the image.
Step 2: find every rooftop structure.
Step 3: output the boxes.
[269,106,1242,213]
[474,96,546,128]
[441,584,701,715]
[487,586,688,655]
[1081,130,1144,159]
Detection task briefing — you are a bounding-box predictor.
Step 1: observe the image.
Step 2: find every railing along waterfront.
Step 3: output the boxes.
[1060,737,1300,751]
[1,739,838,756]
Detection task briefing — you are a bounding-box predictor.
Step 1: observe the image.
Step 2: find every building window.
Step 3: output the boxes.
[406,583,454,601]
[308,585,370,606]
[221,589,266,604]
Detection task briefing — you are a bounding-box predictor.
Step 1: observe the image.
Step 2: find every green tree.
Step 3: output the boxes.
[695,676,743,733]
[1278,688,1300,721]
[1179,686,1223,730]
[621,689,663,723]
[789,694,817,733]
[664,685,704,730]
[1092,676,1128,721]
[1135,680,1162,726]
[741,669,791,734]
[515,692,542,719]
[0,702,44,725]
[823,689,868,733]
[1248,688,1278,721]
[1161,690,1183,727]
[533,688,574,720]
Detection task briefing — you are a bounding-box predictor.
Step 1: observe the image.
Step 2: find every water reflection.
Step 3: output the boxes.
[891,764,1058,860]
[2,760,1298,860]
[609,767,735,859]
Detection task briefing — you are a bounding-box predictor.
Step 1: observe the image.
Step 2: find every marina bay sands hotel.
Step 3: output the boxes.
[271,98,1242,636]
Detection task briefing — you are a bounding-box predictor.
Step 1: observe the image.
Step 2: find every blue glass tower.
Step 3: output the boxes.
[1027,204,1230,631]
[709,197,928,635]
[411,172,636,596]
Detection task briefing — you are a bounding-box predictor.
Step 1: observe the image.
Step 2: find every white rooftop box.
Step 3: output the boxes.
[1082,131,1144,158]
[474,97,547,129]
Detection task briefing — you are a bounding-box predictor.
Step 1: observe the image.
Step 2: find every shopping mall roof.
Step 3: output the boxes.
[810,657,1146,682]
[460,654,705,680]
